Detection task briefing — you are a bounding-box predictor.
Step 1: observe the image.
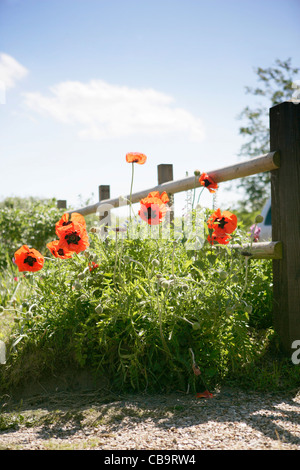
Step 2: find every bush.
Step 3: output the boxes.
[0,197,65,269]
[0,214,275,394]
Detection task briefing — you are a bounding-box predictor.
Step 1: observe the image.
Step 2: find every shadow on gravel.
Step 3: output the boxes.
[1,383,299,449]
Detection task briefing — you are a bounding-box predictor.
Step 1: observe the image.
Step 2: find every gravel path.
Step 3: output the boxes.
[0,387,299,450]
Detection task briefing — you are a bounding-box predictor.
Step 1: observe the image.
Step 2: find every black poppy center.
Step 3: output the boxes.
[216,217,227,229]
[147,206,157,220]
[204,179,211,187]
[24,255,37,266]
[65,232,81,245]
[57,248,65,256]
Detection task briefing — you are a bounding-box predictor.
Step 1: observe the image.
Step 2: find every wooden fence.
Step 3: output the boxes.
[59,101,300,354]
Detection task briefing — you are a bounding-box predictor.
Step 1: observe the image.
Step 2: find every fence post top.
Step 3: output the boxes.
[270,99,300,110]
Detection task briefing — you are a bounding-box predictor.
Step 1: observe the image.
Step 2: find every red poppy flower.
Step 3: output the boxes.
[138,191,169,225]
[207,208,237,236]
[126,152,147,165]
[207,232,232,246]
[58,225,90,254]
[14,245,44,272]
[55,212,86,238]
[199,173,218,193]
[196,390,213,399]
[46,240,74,259]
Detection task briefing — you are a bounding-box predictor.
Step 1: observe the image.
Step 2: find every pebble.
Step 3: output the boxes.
[0,388,299,450]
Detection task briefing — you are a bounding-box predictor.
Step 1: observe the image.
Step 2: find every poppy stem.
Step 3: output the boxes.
[171,241,176,277]
[156,280,171,359]
[189,348,210,391]
[197,187,205,205]
[238,255,250,301]
[113,229,120,286]
[129,162,135,222]
[192,175,197,210]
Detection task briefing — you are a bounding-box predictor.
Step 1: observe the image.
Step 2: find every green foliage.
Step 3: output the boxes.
[1,198,298,395]
[0,197,65,269]
[237,58,300,212]
[0,211,276,394]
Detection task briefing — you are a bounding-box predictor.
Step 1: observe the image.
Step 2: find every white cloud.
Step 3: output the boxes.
[22,79,205,141]
[0,53,28,91]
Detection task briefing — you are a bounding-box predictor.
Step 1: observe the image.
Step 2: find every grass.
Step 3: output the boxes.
[0,196,299,452]
[0,200,299,396]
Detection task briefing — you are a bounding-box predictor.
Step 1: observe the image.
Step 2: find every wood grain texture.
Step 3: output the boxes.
[270,101,300,353]
[232,241,282,259]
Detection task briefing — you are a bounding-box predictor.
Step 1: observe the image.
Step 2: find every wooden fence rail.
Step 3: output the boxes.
[60,101,300,354]
[66,150,280,217]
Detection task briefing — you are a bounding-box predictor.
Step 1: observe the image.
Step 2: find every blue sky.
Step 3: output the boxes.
[0,0,299,217]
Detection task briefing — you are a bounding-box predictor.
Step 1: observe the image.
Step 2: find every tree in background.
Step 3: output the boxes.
[236,58,299,214]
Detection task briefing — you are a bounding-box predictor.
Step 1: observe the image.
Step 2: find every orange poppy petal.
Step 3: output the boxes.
[138,202,168,225]
[139,203,161,225]
[207,208,221,229]
[47,240,74,259]
[58,227,90,253]
[207,209,237,235]
[14,245,44,272]
[126,152,147,164]
[199,173,218,193]
[196,390,213,399]
[160,191,170,204]
[55,213,86,237]
[140,191,169,206]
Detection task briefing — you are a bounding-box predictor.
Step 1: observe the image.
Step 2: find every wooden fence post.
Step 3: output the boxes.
[157,164,174,227]
[57,200,67,209]
[270,101,300,354]
[98,185,111,233]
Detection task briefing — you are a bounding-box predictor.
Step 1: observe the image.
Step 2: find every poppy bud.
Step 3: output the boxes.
[95,304,103,314]
[73,280,82,290]
[161,280,169,289]
[194,169,201,176]
[151,259,159,267]
[123,255,131,264]
[226,306,234,315]
[245,304,253,314]
[255,214,264,224]
[192,322,201,330]
[219,271,228,280]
